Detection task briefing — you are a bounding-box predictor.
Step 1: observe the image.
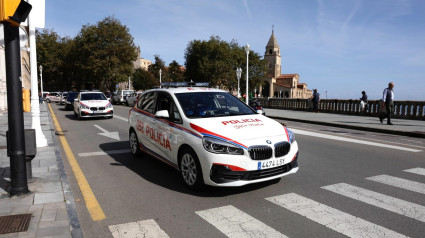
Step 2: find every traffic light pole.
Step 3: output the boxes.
[4,22,29,196]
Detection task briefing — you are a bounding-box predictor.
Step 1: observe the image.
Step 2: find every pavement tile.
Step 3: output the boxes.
[36,220,70,238]
[30,181,62,193]
[33,192,64,205]
[27,204,44,222]
[31,167,48,174]
[10,205,31,214]
[17,220,38,238]
[54,207,68,222]
[40,208,57,222]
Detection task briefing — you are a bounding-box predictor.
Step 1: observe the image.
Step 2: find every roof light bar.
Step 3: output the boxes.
[160,82,210,88]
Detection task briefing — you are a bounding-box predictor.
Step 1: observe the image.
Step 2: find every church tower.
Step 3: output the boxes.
[264,29,281,78]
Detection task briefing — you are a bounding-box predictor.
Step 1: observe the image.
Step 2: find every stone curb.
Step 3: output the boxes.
[44,104,84,238]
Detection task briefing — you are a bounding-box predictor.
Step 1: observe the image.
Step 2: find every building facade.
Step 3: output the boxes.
[0,41,31,110]
[260,30,312,99]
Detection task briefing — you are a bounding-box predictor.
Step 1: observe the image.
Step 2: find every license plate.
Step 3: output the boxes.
[258,158,284,170]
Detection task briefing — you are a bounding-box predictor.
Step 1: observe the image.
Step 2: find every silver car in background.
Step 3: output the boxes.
[125,92,143,107]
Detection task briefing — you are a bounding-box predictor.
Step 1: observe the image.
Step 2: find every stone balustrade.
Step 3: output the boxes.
[255,98,425,120]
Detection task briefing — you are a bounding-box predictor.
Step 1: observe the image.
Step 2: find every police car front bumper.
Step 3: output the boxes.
[210,152,298,184]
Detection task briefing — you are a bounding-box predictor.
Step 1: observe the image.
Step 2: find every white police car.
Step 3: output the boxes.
[73,91,113,119]
[128,82,298,189]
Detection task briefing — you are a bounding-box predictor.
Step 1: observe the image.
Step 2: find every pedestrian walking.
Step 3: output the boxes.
[360,91,368,113]
[379,82,395,125]
[310,89,320,113]
[38,91,43,104]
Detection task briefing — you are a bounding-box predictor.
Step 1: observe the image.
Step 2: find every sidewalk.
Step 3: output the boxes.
[264,108,425,138]
[0,103,82,238]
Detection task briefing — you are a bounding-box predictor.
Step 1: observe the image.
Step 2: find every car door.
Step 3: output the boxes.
[154,92,184,164]
[135,91,159,155]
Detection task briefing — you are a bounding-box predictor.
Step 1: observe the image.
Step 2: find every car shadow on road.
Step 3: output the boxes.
[64,114,112,121]
[99,141,280,197]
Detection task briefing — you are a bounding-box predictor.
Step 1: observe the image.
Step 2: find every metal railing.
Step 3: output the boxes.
[255,98,425,120]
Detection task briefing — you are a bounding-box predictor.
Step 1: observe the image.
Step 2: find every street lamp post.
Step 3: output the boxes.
[244,43,250,104]
[159,69,162,88]
[39,65,43,98]
[236,67,242,98]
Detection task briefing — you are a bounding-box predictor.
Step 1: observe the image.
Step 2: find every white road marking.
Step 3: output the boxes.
[291,128,421,152]
[94,124,120,141]
[78,149,130,157]
[109,219,169,238]
[291,126,425,149]
[114,115,128,122]
[404,167,425,176]
[367,175,425,194]
[322,183,425,222]
[266,193,407,238]
[196,205,287,238]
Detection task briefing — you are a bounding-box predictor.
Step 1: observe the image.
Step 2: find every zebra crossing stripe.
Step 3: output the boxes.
[322,183,425,223]
[404,168,425,176]
[196,205,288,238]
[109,219,169,238]
[367,175,425,195]
[266,193,407,238]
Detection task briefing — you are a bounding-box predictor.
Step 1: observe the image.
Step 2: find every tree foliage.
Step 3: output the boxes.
[36,29,72,91]
[36,16,137,92]
[132,68,156,90]
[73,16,137,91]
[184,36,267,92]
[168,60,185,82]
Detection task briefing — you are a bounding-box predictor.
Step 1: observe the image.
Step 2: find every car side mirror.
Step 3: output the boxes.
[74,99,79,102]
[155,110,169,118]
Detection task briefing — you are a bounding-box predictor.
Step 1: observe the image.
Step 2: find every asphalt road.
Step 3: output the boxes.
[49,103,425,238]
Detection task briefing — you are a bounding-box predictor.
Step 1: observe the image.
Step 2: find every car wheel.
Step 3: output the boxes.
[129,129,142,156]
[46,99,50,103]
[179,148,204,189]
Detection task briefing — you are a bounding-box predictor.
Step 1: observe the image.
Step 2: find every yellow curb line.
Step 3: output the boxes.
[48,104,106,221]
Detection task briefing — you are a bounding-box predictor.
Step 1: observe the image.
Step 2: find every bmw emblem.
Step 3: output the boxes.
[266,140,272,144]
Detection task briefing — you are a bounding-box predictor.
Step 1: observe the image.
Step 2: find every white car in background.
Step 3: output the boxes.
[128,82,299,189]
[73,91,113,119]
[45,92,61,103]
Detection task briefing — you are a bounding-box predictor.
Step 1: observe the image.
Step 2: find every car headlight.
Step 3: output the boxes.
[202,137,244,155]
[80,104,90,109]
[105,102,112,109]
[287,129,295,144]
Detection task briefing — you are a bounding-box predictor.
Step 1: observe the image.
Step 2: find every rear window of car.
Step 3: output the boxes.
[81,93,107,101]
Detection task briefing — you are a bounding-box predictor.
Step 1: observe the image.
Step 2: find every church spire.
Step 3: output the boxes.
[267,26,279,48]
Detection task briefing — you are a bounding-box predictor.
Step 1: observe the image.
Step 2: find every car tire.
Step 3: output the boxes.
[46,99,50,103]
[129,129,142,156]
[179,148,204,190]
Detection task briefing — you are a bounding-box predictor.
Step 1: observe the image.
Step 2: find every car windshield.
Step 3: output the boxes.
[81,93,106,101]
[175,91,255,118]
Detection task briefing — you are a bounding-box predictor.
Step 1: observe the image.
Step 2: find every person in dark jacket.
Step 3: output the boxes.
[310,89,320,113]
[379,82,395,125]
[360,91,368,113]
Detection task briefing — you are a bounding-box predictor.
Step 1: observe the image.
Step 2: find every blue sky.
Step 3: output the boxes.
[44,0,425,100]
